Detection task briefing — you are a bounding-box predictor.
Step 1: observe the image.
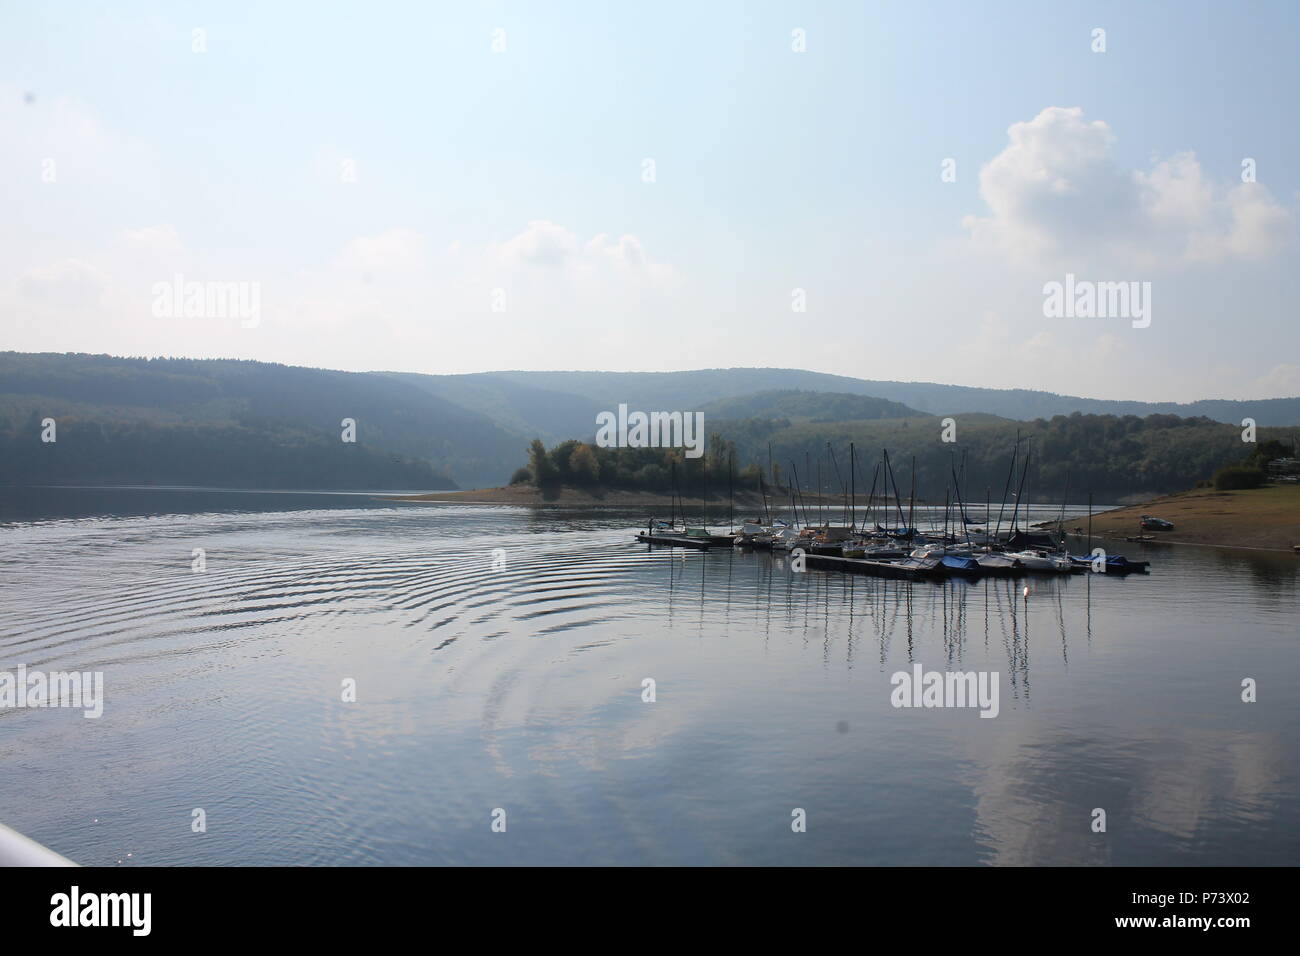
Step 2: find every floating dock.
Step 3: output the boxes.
[635,532,713,550]
[803,552,937,581]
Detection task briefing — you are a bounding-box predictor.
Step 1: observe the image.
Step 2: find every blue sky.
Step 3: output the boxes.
[3,0,1297,401]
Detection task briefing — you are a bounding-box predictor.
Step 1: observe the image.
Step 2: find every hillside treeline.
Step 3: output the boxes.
[519,413,1297,502]
[0,415,456,490]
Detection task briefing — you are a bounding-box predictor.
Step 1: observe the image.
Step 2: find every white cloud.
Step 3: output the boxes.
[334,229,429,274]
[497,220,582,269]
[17,259,107,309]
[492,220,670,280]
[1256,364,1300,397]
[964,107,1293,269]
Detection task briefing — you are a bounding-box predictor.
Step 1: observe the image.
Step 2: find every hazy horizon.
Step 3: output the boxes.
[6,349,1299,407]
[4,2,1298,404]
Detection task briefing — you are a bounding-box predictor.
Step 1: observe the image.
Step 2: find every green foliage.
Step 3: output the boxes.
[527,438,558,487]
[517,412,1293,500]
[569,444,600,484]
[702,410,1296,501]
[516,437,742,494]
[0,352,519,488]
[1213,465,1267,490]
[509,467,532,485]
[0,416,452,490]
[1249,439,1291,463]
[700,390,919,422]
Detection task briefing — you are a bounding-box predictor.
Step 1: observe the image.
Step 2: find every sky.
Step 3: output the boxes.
[2,0,1298,403]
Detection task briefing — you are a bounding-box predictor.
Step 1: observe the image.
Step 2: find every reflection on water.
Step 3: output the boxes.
[0,488,1297,866]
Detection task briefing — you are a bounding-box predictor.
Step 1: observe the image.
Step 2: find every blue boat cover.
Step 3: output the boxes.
[1070,554,1132,566]
[875,525,916,537]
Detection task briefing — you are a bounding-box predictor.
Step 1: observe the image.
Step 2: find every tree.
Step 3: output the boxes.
[528,438,558,487]
[570,443,600,484]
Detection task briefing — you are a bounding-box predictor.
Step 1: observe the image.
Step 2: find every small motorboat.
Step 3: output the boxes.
[1005,548,1073,573]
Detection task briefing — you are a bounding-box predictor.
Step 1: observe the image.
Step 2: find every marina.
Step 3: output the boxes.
[635,443,1156,582]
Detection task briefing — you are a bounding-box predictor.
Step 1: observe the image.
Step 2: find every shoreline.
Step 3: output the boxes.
[1042,483,1300,554]
[383,484,849,509]
[391,483,1300,555]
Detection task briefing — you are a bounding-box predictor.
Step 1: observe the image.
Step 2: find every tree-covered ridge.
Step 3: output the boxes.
[3,352,1297,493]
[1,415,454,490]
[0,352,523,488]
[463,368,1300,428]
[699,389,920,422]
[518,412,1298,502]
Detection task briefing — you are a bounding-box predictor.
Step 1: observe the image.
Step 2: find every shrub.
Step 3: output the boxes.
[1213,465,1266,490]
[509,467,532,485]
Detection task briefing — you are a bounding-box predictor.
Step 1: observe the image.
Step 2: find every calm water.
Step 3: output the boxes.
[1,487,1297,866]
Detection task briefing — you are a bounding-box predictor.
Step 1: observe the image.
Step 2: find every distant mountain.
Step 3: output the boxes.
[382,371,606,444]
[700,389,920,423]
[0,353,522,489]
[1,419,449,491]
[470,368,1300,428]
[3,354,1297,490]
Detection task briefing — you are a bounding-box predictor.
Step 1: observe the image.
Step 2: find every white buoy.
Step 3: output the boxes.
[1022,585,1031,598]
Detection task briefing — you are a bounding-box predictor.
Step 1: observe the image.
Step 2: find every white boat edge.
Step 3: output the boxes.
[0,821,78,867]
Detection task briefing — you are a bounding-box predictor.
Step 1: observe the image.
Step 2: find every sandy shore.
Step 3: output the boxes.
[1044,483,1300,553]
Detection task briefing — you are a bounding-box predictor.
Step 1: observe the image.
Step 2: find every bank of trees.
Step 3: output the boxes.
[517,414,1296,501]
[0,414,456,490]
[517,434,745,494]
[1211,438,1290,490]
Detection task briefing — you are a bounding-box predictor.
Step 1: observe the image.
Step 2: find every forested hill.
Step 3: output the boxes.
[2,353,1296,492]
[699,411,1295,503]
[699,389,920,422]
[402,367,1300,440]
[510,412,1293,504]
[0,353,523,489]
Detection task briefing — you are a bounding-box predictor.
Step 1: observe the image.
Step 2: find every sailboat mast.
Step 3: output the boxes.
[849,442,856,532]
[817,455,823,527]
[994,430,1020,542]
[1087,491,1093,554]
[1056,469,1070,551]
[702,447,708,529]
[728,450,734,530]
[883,450,906,532]
[670,459,678,527]
[909,456,916,539]
[953,460,973,551]
[946,486,956,554]
[791,460,809,527]
[1011,438,1031,533]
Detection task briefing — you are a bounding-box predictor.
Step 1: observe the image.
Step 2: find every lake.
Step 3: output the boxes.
[1,487,1297,866]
